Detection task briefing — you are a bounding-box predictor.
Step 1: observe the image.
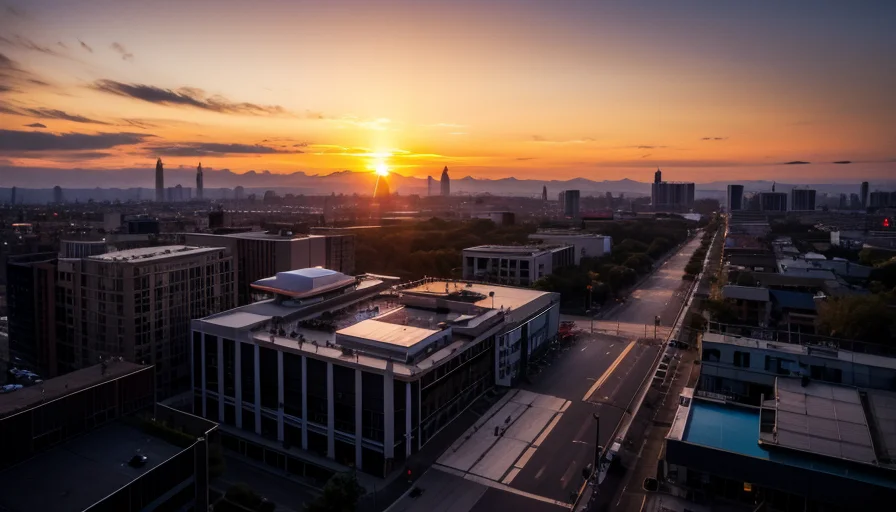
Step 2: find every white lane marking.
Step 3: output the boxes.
[581,345,588,352]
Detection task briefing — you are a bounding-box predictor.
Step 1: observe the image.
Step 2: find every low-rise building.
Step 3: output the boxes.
[462,244,575,286]
[0,361,217,512]
[528,230,612,264]
[664,380,896,509]
[190,269,560,477]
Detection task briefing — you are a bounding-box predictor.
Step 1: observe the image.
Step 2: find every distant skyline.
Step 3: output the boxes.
[1,1,895,182]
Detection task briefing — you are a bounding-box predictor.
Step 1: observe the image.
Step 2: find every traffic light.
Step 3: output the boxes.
[884,217,891,228]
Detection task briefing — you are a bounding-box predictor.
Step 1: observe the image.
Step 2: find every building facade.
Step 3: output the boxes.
[727,184,744,211]
[440,166,450,197]
[760,192,788,212]
[558,190,581,218]
[184,231,356,305]
[6,253,58,376]
[652,180,695,211]
[155,158,165,202]
[191,270,560,478]
[56,246,235,397]
[462,245,575,286]
[528,230,612,264]
[789,188,817,211]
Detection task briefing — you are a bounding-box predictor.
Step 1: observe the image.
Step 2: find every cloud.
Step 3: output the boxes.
[146,142,303,157]
[110,42,134,61]
[78,39,93,53]
[91,79,289,116]
[628,145,667,150]
[0,34,64,57]
[833,161,852,164]
[22,107,111,125]
[516,157,538,161]
[426,122,466,129]
[0,52,51,93]
[700,137,728,141]
[57,41,67,49]
[24,122,47,128]
[5,5,24,17]
[784,161,810,165]
[531,135,595,144]
[0,129,152,151]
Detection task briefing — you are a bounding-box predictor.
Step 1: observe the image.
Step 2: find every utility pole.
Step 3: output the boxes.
[592,413,601,470]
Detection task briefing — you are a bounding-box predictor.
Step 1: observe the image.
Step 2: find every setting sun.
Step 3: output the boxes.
[375,162,389,176]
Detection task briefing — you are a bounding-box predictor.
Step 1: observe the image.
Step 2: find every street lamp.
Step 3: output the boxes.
[592,413,601,471]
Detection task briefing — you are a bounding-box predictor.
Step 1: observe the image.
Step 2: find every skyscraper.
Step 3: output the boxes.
[196,162,204,200]
[155,158,165,202]
[727,184,744,211]
[427,176,434,196]
[542,185,548,202]
[560,190,581,218]
[440,166,450,197]
[790,188,816,211]
[654,168,662,184]
[861,181,869,208]
[10,186,16,205]
[651,169,695,211]
[53,185,63,204]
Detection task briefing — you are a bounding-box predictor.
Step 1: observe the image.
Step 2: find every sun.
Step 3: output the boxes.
[375,162,389,176]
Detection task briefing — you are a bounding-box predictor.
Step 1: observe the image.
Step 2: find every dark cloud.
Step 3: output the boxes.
[0,129,152,151]
[24,122,47,128]
[91,79,289,116]
[784,161,810,165]
[78,39,93,53]
[57,41,68,49]
[5,5,24,17]
[0,51,52,92]
[22,108,111,125]
[833,161,852,164]
[120,118,158,129]
[146,142,303,157]
[0,34,64,57]
[700,137,728,141]
[629,145,667,150]
[110,42,134,61]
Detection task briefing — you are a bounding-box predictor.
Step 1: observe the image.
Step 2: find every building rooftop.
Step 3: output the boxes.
[0,421,182,512]
[675,398,896,490]
[337,318,442,348]
[400,280,553,315]
[88,245,221,262]
[0,361,148,418]
[252,268,356,298]
[529,230,611,239]
[761,379,875,464]
[721,285,770,302]
[769,289,818,311]
[188,230,312,241]
[702,332,896,371]
[463,244,570,256]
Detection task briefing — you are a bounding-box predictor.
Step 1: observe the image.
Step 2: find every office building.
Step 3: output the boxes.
[191,269,560,477]
[427,176,433,196]
[850,193,862,210]
[60,239,108,259]
[184,231,356,305]
[234,185,245,201]
[651,169,695,211]
[52,185,63,204]
[542,185,548,202]
[789,188,817,211]
[472,211,516,225]
[155,158,165,202]
[698,330,896,405]
[760,191,788,212]
[727,184,744,211]
[6,252,58,375]
[664,379,896,510]
[861,181,869,208]
[196,162,204,200]
[462,245,575,285]
[56,246,235,397]
[869,190,894,208]
[0,362,217,512]
[558,189,581,218]
[440,166,451,197]
[839,193,848,210]
[528,230,612,264]
[10,186,16,205]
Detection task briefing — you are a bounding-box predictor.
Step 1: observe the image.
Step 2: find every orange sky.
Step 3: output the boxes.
[1,0,895,183]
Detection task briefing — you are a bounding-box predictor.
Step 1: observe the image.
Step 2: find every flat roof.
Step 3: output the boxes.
[251,268,356,298]
[401,280,551,312]
[681,399,896,490]
[0,361,148,418]
[762,379,875,465]
[337,319,440,348]
[463,245,569,256]
[88,245,220,262]
[701,332,896,371]
[187,231,313,241]
[0,421,182,512]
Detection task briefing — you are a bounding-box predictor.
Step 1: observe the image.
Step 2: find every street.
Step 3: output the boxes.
[391,236,703,511]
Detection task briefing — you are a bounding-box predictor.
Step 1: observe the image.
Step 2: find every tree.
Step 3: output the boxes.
[870,258,896,290]
[305,472,365,512]
[816,295,895,344]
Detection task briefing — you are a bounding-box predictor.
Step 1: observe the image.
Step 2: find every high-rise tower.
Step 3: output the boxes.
[427,176,433,196]
[861,181,869,208]
[654,168,662,184]
[440,166,450,197]
[155,158,164,202]
[542,185,547,202]
[196,162,204,200]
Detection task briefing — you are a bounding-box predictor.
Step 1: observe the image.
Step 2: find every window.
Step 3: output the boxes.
[733,351,750,368]
[702,349,720,362]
